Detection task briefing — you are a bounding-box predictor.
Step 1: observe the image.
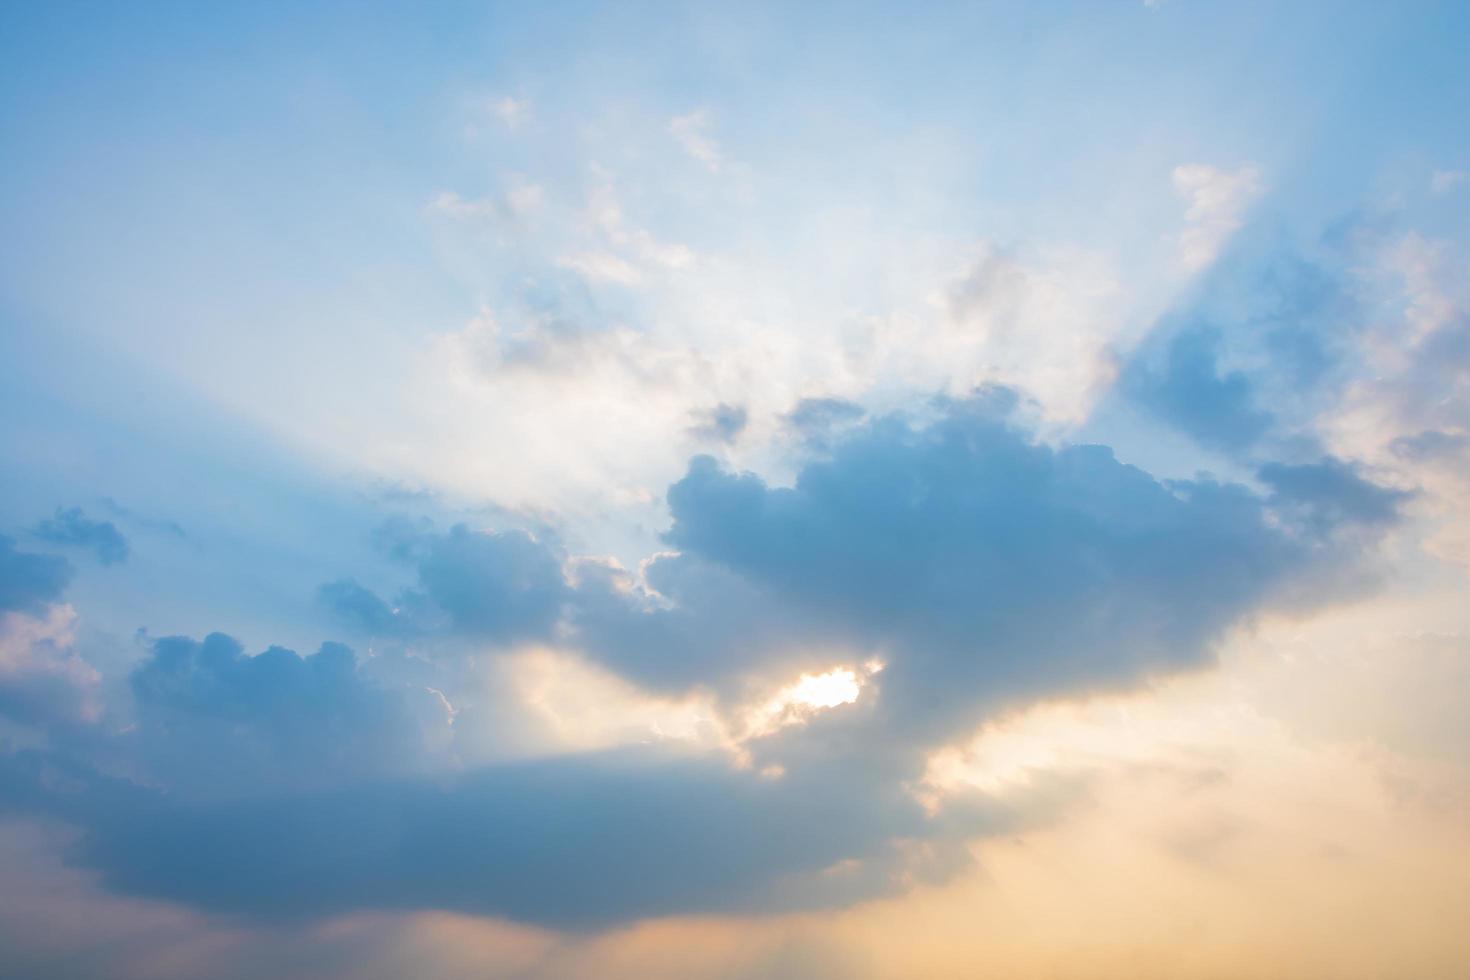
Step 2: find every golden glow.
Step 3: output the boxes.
[741,661,883,739]
[787,667,861,709]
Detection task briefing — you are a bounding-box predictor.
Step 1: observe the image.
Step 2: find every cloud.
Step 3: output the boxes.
[331,388,1403,742]
[32,507,130,565]
[941,243,1124,423]
[669,110,723,172]
[429,181,543,227]
[687,402,748,444]
[124,633,454,795]
[0,738,1006,930]
[323,523,568,644]
[556,251,642,285]
[782,397,866,451]
[1306,230,1470,562]
[645,390,1386,743]
[0,536,72,616]
[488,95,529,129]
[1257,457,1409,532]
[1390,429,1469,462]
[101,498,186,539]
[1123,324,1274,453]
[0,393,1409,932]
[414,526,568,639]
[0,606,100,728]
[1431,169,1466,195]
[317,578,406,637]
[1172,163,1263,270]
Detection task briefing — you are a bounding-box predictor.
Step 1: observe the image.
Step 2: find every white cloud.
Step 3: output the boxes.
[1312,232,1470,565]
[1431,169,1466,195]
[428,177,544,225]
[0,605,102,726]
[1172,162,1263,270]
[556,252,642,285]
[490,95,530,129]
[929,242,1126,423]
[669,109,723,172]
[505,176,545,215]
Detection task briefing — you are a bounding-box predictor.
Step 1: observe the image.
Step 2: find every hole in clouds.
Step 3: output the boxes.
[742,662,883,738]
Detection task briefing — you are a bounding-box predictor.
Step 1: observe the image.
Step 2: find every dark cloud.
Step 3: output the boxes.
[0,535,72,615]
[1,390,1406,930]
[369,513,436,563]
[1253,253,1350,387]
[317,578,408,637]
[1123,325,1274,453]
[123,633,453,796]
[1119,231,1383,459]
[1258,458,1409,532]
[322,524,569,644]
[1389,429,1469,462]
[323,391,1403,744]
[0,720,1028,930]
[570,550,826,692]
[418,526,566,639]
[32,507,130,565]
[647,392,1372,742]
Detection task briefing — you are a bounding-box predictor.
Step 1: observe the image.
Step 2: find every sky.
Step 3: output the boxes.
[2,1,1470,977]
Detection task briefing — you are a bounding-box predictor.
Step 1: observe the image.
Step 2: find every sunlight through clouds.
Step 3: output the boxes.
[2,2,1469,977]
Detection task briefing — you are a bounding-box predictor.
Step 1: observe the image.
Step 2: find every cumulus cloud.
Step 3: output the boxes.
[0,606,100,728]
[0,735,1016,929]
[0,385,1405,930]
[122,633,455,796]
[1257,457,1410,532]
[322,523,568,644]
[0,535,72,616]
[647,391,1396,740]
[0,534,99,729]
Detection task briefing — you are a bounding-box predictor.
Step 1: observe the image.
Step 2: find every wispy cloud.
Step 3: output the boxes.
[1172,162,1263,270]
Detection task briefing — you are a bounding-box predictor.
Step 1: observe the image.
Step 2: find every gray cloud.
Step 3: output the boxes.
[782,397,866,451]
[688,402,748,445]
[0,535,72,615]
[121,633,454,796]
[32,507,130,566]
[643,391,1393,743]
[321,524,569,644]
[1122,325,1274,454]
[0,390,1406,930]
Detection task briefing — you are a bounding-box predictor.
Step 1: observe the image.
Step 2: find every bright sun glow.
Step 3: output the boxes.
[788,667,862,709]
[742,663,885,739]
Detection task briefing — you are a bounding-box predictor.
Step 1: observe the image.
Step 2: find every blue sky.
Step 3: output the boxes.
[3,3,1470,978]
